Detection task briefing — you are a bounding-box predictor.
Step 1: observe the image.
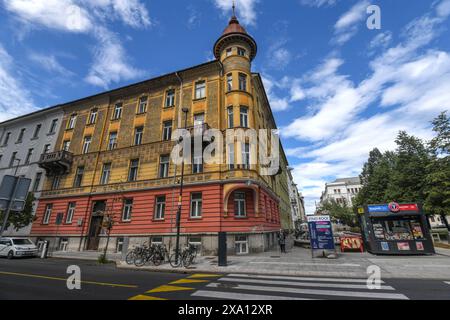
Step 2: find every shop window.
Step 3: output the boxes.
[116,237,124,253]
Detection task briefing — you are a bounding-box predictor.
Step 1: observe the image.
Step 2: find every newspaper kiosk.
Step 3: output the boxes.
[358,202,435,255]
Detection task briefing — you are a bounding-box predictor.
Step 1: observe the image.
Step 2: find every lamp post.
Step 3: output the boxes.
[175,107,189,265]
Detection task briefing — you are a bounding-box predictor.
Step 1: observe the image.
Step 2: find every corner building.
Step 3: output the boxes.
[30,13,293,255]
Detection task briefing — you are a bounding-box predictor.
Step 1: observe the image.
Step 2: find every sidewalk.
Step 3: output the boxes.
[114,246,450,280]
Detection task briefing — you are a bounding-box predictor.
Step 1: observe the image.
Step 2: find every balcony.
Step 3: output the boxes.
[38,150,73,176]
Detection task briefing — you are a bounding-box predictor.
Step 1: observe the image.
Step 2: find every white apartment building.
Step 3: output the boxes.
[319,177,362,207]
[0,107,63,236]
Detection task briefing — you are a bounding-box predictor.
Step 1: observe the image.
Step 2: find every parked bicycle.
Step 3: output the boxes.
[169,244,198,268]
[125,242,148,265]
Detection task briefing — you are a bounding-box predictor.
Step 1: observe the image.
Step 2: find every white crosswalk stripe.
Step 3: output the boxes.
[219,277,393,290]
[227,273,385,284]
[445,281,450,286]
[192,290,314,300]
[190,273,409,300]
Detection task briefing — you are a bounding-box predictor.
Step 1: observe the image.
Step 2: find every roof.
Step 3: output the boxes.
[0,60,220,127]
[331,177,361,184]
[222,15,248,35]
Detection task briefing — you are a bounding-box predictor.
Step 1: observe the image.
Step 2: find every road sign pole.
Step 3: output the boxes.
[0,176,20,238]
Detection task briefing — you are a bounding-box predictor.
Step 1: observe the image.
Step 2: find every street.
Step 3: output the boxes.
[1,257,450,300]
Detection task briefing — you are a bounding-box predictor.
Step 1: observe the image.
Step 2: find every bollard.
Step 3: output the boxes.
[40,241,48,259]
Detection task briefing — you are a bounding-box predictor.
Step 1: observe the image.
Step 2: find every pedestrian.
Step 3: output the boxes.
[278,231,286,253]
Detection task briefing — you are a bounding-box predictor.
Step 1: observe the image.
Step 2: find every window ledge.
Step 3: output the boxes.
[192,97,206,102]
[163,105,175,109]
[152,218,165,222]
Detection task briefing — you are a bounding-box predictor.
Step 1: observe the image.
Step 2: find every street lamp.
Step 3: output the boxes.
[175,107,189,265]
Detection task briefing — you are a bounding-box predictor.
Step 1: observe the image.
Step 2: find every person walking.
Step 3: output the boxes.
[278,231,286,253]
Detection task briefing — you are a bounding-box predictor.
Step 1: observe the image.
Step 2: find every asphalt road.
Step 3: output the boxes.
[1,257,450,300]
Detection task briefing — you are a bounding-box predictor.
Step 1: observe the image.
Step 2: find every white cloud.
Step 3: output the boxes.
[333,0,369,45]
[28,52,75,77]
[85,27,145,89]
[0,44,36,122]
[300,0,338,7]
[213,0,259,26]
[369,31,393,51]
[436,0,450,17]
[3,0,151,88]
[3,0,92,32]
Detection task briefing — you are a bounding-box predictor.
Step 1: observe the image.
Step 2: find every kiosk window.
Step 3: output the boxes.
[371,217,425,241]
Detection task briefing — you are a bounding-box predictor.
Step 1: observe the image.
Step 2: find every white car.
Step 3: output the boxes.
[0,238,38,259]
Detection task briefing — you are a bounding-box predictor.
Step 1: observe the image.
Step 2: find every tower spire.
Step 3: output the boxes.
[232,0,236,18]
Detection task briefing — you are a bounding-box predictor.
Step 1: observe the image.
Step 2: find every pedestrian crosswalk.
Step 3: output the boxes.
[190,273,409,300]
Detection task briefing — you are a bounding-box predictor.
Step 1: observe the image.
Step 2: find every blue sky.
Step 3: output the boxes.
[1,0,450,214]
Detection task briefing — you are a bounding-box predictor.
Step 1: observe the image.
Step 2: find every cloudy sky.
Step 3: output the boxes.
[1,0,450,214]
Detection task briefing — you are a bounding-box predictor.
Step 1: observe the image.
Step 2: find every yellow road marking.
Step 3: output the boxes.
[129,295,167,301]
[147,285,194,293]
[170,278,209,285]
[0,271,138,288]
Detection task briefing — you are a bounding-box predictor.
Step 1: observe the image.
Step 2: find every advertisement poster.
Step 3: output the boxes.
[307,216,335,250]
[416,242,424,251]
[397,242,410,251]
[381,242,389,251]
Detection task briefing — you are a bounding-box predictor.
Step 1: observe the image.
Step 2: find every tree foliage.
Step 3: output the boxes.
[355,111,450,219]
[318,199,359,228]
[0,192,36,232]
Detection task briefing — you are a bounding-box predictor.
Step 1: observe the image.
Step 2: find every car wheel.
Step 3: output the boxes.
[7,251,14,259]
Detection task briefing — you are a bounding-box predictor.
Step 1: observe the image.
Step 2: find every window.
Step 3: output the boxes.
[73,166,84,188]
[228,144,235,170]
[67,114,77,129]
[88,108,98,124]
[240,107,248,128]
[128,159,139,182]
[159,155,169,178]
[195,80,206,99]
[154,196,166,220]
[43,144,51,154]
[49,119,58,134]
[122,199,133,221]
[113,103,122,120]
[82,136,91,154]
[235,235,248,254]
[3,132,11,146]
[238,73,247,91]
[237,47,246,57]
[33,172,43,192]
[17,128,26,143]
[25,148,33,164]
[226,47,232,57]
[43,204,53,224]
[165,89,175,108]
[194,113,205,132]
[33,124,42,139]
[227,74,233,91]
[63,140,71,152]
[134,127,143,146]
[66,202,76,224]
[192,153,203,174]
[138,96,148,113]
[108,132,117,150]
[242,143,250,170]
[190,193,202,218]
[227,107,234,128]
[162,121,172,141]
[151,236,163,245]
[116,237,124,253]
[9,152,18,167]
[51,176,60,190]
[59,238,69,251]
[234,192,247,217]
[100,163,111,185]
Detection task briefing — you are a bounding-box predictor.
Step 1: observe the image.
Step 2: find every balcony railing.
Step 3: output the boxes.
[186,123,210,136]
[38,150,73,176]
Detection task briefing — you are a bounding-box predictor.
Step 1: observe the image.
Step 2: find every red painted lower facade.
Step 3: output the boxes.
[31,183,282,254]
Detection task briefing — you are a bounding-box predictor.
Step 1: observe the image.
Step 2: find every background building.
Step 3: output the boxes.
[319,177,362,208]
[0,108,63,236]
[27,12,294,255]
[287,167,306,230]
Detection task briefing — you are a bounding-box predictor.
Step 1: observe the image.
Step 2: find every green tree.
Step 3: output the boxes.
[424,112,450,229]
[0,193,36,232]
[319,199,359,228]
[386,131,430,203]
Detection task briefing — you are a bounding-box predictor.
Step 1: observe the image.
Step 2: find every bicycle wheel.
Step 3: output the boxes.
[183,254,194,268]
[152,253,163,266]
[125,251,135,265]
[169,253,182,268]
[134,253,147,267]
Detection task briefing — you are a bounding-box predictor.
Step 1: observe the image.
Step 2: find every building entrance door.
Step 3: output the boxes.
[86,201,106,251]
